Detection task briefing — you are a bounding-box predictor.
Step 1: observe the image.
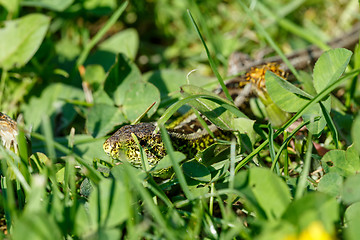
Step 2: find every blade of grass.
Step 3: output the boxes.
[257,2,329,50]
[16,181,24,211]
[270,118,318,172]
[235,69,360,173]
[41,115,56,160]
[346,45,360,107]
[38,121,69,219]
[159,124,193,200]
[0,150,20,231]
[68,127,75,149]
[146,177,174,208]
[131,133,150,172]
[204,212,218,238]
[17,126,29,166]
[177,207,243,237]
[31,132,102,184]
[188,200,204,238]
[41,153,66,222]
[268,124,280,175]
[0,149,31,193]
[277,0,306,16]
[319,101,339,149]
[228,139,236,190]
[65,157,77,223]
[193,110,215,138]
[236,0,301,81]
[65,131,76,210]
[295,119,314,199]
[187,10,233,103]
[1,175,14,231]
[209,182,215,216]
[15,125,31,185]
[122,174,137,239]
[123,135,175,209]
[157,93,245,132]
[283,130,289,176]
[132,101,157,125]
[175,188,246,208]
[122,162,178,239]
[214,188,234,227]
[0,70,7,107]
[188,2,222,66]
[76,1,128,68]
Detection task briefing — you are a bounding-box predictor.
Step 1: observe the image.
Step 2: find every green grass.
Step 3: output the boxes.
[0,0,360,239]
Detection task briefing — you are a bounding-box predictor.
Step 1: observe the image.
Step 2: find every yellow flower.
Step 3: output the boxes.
[282,221,333,240]
[245,63,286,89]
[244,63,290,127]
[298,221,333,240]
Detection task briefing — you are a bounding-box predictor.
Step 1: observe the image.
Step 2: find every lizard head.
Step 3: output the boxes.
[103,122,166,168]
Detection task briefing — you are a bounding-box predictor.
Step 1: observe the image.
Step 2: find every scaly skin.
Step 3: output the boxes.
[103,122,231,172]
[103,123,166,169]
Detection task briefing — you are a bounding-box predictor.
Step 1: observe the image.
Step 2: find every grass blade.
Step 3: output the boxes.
[41,115,56,160]
[0,70,7,107]
[132,101,157,125]
[270,118,319,172]
[268,124,280,175]
[31,132,103,184]
[319,101,339,149]
[1,150,30,193]
[236,0,301,80]
[295,121,313,199]
[283,130,289,176]
[193,109,215,138]
[131,133,150,172]
[147,177,174,208]
[0,154,17,230]
[157,93,245,131]
[122,162,178,239]
[76,1,128,68]
[257,2,329,50]
[159,124,193,200]
[187,10,233,103]
[64,156,77,223]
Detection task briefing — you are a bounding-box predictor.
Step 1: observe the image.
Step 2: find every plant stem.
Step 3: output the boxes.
[187,10,234,103]
[75,1,128,68]
[295,122,313,199]
[159,125,193,200]
[283,131,289,177]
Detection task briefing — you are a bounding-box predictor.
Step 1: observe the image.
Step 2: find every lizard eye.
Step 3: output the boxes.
[139,139,147,147]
